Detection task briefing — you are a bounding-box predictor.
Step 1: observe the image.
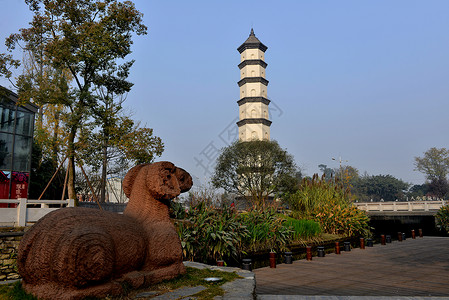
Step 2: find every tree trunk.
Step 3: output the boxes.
[51,112,60,171]
[67,130,77,203]
[100,142,107,202]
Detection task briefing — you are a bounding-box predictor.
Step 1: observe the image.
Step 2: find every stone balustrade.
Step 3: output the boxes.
[0,199,75,227]
[354,200,446,213]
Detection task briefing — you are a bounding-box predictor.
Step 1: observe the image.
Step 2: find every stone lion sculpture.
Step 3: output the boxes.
[18,161,193,300]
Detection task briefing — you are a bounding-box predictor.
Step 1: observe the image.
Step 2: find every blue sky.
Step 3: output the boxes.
[1,0,448,186]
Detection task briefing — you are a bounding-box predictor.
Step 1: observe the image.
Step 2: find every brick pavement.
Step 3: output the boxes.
[254,236,449,297]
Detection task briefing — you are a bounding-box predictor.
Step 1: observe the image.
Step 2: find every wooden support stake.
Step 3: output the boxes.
[77,161,102,210]
[38,155,68,201]
[61,163,69,201]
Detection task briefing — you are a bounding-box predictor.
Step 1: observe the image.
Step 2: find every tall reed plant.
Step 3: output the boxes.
[285,174,351,216]
[284,174,370,237]
[239,208,292,253]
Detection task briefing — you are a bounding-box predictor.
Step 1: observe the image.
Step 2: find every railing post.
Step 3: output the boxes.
[393,202,397,211]
[17,198,27,227]
[408,202,412,211]
[68,199,75,207]
[425,202,429,211]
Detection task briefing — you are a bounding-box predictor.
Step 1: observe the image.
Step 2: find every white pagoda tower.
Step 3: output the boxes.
[237,29,271,141]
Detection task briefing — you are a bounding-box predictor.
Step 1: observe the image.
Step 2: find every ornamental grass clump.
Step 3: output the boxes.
[285,174,370,237]
[283,217,322,240]
[239,208,293,253]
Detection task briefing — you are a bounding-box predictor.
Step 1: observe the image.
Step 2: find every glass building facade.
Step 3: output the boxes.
[0,88,37,199]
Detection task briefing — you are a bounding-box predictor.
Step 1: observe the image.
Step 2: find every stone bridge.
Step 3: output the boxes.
[354,200,446,216]
[354,200,447,236]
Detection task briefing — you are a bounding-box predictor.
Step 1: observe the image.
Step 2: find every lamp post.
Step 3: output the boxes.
[332,156,348,182]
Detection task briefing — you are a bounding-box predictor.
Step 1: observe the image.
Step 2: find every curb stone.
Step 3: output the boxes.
[0,279,21,285]
[257,297,449,300]
[150,285,207,299]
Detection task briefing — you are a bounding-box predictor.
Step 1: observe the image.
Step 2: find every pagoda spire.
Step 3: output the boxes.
[236,30,271,141]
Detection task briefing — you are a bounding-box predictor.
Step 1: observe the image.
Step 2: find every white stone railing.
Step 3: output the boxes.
[0,198,75,227]
[354,200,446,212]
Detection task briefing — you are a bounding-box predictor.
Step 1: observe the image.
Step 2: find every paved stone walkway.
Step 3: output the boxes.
[254,236,449,298]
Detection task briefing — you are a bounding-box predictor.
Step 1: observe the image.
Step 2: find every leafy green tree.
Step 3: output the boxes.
[333,165,360,193]
[79,114,163,202]
[352,174,410,202]
[17,51,70,176]
[318,164,334,181]
[5,0,147,200]
[415,147,449,182]
[408,184,430,199]
[0,53,20,84]
[428,178,449,199]
[414,147,449,198]
[334,165,359,183]
[212,140,297,207]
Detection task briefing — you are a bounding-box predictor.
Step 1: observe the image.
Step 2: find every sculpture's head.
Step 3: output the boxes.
[123,161,193,202]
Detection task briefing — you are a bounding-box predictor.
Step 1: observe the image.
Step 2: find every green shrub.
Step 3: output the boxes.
[170,200,186,219]
[239,208,292,253]
[176,202,310,262]
[284,174,370,237]
[283,217,321,240]
[312,203,370,237]
[176,202,248,264]
[436,205,449,232]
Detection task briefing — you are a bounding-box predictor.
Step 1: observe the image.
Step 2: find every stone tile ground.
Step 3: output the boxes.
[254,237,449,298]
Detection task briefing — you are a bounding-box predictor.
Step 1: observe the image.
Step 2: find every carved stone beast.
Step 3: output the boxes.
[18,161,192,300]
